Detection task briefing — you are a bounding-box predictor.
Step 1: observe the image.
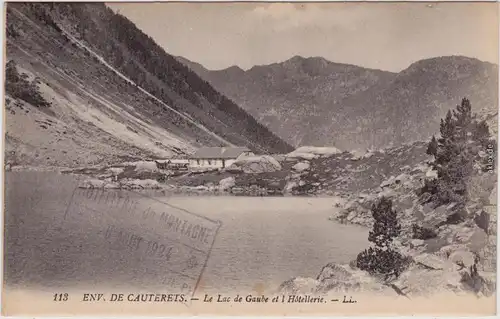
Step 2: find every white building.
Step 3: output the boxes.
[189,147,254,170]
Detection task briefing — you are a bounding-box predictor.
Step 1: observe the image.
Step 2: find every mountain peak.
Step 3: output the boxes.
[224,65,244,73]
[404,55,497,74]
[288,55,306,62]
[284,55,329,65]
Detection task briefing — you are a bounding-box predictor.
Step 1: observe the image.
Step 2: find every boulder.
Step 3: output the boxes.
[395,173,410,183]
[287,146,342,158]
[134,161,159,172]
[193,185,209,192]
[228,155,282,173]
[449,250,476,268]
[317,262,352,282]
[358,193,371,199]
[377,188,397,199]
[292,161,310,172]
[271,154,286,162]
[412,163,430,173]
[108,167,124,175]
[380,176,394,188]
[350,150,376,160]
[79,179,106,188]
[349,149,366,159]
[283,180,298,194]
[410,239,425,248]
[103,182,120,189]
[121,179,160,189]
[315,263,394,295]
[399,165,411,172]
[279,277,319,294]
[425,169,438,179]
[465,228,488,252]
[436,244,469,259]
[285,152,317,161]
[413,253,445,270]
[231,187,244,194]
[218,177,235,191]
[439,225,488,253]
[420,202,435,214]
[362,151,375,159]
[393,263,465,297]
[489,185,497,205]
[422,205,448,228]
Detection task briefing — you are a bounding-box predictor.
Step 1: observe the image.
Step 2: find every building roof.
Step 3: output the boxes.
[191,147,251,159]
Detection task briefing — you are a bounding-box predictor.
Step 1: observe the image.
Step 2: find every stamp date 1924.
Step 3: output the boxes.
[59,186,222,302]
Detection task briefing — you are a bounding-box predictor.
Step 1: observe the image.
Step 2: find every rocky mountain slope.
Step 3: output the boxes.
[177,55,498,151]
[281,161,496,299]
[5,3,292,169]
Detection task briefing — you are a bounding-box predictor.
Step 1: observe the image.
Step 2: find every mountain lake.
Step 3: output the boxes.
[4,171,369,294]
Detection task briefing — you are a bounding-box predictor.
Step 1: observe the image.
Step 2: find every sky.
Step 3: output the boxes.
[107,2,498,72]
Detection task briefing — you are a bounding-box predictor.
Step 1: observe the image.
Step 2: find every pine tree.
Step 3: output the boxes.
[356,197,410,279]
[368,197,401,249]
[424,97,493,205]
[426,135,438,157]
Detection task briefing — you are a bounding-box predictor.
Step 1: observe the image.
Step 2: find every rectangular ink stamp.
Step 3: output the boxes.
[59,187,221,298]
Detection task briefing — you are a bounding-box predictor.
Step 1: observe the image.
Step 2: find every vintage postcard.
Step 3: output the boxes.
[2,1,498,316]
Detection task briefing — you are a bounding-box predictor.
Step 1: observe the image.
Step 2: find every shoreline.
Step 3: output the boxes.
[5,168,352,199]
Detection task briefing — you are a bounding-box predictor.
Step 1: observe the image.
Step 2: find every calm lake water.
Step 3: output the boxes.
[4,172,368,294]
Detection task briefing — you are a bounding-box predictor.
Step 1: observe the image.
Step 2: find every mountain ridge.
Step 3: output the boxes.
[176,54,498,150]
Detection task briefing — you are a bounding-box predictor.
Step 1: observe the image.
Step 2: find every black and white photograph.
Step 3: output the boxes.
[2,1,498,316]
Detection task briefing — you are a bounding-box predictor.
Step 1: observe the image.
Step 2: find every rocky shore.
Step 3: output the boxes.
[280,157,497,299]
[67,143,431,197]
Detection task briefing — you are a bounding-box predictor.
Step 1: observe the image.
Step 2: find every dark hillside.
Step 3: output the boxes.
[8,2,292,155]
